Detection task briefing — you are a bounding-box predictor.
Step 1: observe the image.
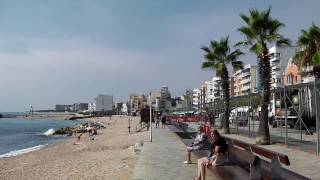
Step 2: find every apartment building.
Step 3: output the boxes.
[269,45,298,89]
[95,94,113,112]
[192,88,200,110]
[55,104,72,112]
[233,64,257,96]
[128,94,146,114]
[283,58,302,86]
[159,86,172,112]
[73,103,89,112]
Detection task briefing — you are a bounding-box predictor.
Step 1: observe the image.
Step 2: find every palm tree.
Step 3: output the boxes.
[237,7,289,144]
[294,23,320,78]
[201,36,243,134]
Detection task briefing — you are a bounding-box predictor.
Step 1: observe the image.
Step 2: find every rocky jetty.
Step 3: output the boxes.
[54,122,106,136]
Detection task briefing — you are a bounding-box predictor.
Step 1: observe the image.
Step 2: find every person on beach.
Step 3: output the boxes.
[193,130,228,180]
[161,115,166,128]
[74,133,84,145]
[88,127,97,140]
[184,127,209,164]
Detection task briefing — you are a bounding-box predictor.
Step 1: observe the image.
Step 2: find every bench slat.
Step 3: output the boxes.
[208,165,250,180]
[251,145,290,166]
[228,145,256,164]
[223,136,290,166]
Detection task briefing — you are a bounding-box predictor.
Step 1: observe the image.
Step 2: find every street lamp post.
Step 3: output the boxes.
[149,92,152,142]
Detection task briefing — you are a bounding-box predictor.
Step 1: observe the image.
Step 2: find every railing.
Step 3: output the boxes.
[166,115,209,123]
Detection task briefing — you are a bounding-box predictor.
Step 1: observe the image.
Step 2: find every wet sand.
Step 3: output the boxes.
[0,116,147,180]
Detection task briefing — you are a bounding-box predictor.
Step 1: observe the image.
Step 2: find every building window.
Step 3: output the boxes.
[287,74,293,85]
[270,53,275,58]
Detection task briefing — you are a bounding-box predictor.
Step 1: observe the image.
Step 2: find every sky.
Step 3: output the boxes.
[0,0,320,111]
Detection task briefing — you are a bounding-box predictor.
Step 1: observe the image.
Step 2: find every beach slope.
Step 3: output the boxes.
[0,116,146,180]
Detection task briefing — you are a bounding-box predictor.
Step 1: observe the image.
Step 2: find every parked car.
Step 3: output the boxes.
[229,107,250,126]
[270,108,298,128]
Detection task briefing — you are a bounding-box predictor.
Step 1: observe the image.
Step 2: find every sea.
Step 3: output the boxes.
[0,113,81,159]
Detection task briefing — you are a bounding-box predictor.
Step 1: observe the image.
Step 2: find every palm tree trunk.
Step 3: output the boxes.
[220,68,230,134]
[256,50,271,145]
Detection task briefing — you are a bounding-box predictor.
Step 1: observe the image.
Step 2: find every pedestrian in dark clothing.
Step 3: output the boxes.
[161,115,166,128]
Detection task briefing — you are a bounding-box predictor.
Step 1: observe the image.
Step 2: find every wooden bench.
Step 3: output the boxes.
[207,143,260,180]
[172,124,307,180]
[193,136,307,180]
[223,137,308,180]
[192,142,260,180]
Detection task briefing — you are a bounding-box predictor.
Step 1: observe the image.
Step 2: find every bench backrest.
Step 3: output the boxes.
[223,136,290,166]
[228,144,257,165]
[250,145,290,166]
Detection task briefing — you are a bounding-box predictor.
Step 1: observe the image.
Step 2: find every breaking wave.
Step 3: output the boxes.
[0,144,47,159]
[43,128,55,136]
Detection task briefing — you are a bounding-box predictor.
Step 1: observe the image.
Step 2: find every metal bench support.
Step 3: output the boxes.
[250,158,262,180]
[271,156,282,180]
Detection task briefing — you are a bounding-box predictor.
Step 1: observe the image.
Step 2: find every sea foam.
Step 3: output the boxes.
[43,128,55,136]
[0,144,47,159]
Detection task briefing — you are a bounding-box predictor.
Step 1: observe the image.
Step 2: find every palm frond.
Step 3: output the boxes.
[249,43,263,55]
[238,6,288,53]
[214,63,226,75]
[201,46,211,53]
[296,23,320,68]
[313,51,320,66]
[239,14,250,25]
[201,61,215,70]
[226,49,244,63]
[293,51,304,67]
[238,26,256,39]
[201,36,242,77]
[249,8,260,19]
[231,60,244,70]
[234,40,250,48]
[276,37,291,46]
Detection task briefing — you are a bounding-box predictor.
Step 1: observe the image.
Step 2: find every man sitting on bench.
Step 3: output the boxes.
[193,130,228,180]
[184,126,208,164]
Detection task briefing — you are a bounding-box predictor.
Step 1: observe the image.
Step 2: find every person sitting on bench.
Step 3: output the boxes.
[184,126,208,164]
[193,130,228,180]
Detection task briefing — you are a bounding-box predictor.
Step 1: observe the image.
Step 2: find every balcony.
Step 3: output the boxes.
[241,72,250,78]
[242,78,250,85]
[242,85,250,91]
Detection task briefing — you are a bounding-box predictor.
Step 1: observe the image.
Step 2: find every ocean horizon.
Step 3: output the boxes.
[0,118,80,158]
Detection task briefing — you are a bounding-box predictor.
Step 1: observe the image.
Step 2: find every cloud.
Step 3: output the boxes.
[1,1,320,111]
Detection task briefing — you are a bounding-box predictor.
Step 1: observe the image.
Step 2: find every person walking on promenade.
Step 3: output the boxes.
[161,115,166,128]
[155,115,160,128]
[184,127,209,164]
[193,130,228,180]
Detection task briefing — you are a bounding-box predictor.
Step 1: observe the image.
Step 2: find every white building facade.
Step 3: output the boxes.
[233,64,257,96]
[212,77,222,101]
[205,80,214,103]
[192,88,200,110]
[94,94,113,112]
[269,45,298,89]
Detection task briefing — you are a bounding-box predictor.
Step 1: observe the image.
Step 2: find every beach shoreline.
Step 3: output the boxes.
[0,116,147,180]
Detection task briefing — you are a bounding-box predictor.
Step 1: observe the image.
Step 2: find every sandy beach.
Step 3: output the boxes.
[0,116,147,180]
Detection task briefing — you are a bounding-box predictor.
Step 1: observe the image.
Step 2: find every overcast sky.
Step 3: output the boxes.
[0,0,319,111]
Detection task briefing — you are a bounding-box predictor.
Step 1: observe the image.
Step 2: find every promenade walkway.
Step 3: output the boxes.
[132,125,217,180]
